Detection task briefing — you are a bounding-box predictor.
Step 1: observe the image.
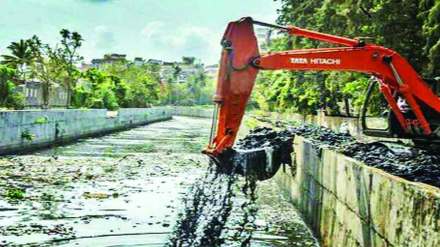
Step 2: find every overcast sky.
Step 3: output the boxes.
[0,0,280,65]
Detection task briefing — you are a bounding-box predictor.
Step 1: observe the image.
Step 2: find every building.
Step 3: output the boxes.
[79,62,92,71]
[15,81,69,108]
[158,61,203,83]
[159,62,176,82]
[133,57,144,66]
[90,53,128,69]
[146,59,163,65]
[204,64,219,78]
[104,53,127,63]
[90,58,104,69]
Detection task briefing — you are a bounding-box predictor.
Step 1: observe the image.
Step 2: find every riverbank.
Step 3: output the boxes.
[0,106,216,155]
[0,108,173,155]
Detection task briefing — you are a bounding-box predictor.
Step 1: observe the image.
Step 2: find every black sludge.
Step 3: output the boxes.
[168,165,238,247]
[218,127,294,180]
[343,142,440,187]
[168,127,295,246]
[287,125,440,188]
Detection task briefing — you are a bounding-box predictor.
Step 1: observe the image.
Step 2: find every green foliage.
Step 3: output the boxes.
[73,68,119,110]
[1,39,34,81]
[27,33,82,108]
[0,65,25,109]
[4,187,25,200]
[422,0,440,76]
[102,63,161,107]
[182,56,196,65]
[21,129,35,141]
[34,116,49,124]
[0,29,83,108]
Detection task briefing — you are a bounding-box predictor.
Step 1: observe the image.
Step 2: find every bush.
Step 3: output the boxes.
[0,65,25,109]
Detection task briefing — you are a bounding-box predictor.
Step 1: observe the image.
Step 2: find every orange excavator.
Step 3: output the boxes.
[204,17,440,159]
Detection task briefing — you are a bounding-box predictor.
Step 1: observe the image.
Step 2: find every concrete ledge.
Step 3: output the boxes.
[172,106,212,118]
[0,107,172,155]
[274,136,440,247]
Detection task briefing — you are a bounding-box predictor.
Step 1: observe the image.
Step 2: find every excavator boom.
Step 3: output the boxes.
[205,18,259,156]
[205,17,440,157]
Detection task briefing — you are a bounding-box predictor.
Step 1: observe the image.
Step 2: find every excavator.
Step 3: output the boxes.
[203,17,440,168]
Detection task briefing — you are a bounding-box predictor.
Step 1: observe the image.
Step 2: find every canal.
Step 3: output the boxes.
[0,116,318,246]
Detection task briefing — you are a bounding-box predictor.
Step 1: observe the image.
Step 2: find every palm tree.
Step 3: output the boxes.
[1,39,34,81]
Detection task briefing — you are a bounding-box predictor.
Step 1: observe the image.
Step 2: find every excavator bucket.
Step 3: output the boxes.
[205,17,260,157]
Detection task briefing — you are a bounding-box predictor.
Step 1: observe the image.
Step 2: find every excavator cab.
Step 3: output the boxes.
[361,77,440,146]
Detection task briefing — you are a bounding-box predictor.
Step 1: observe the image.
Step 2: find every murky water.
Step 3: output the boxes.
[0,116,318,246]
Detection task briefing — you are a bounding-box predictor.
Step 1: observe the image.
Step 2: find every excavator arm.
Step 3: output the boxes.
[204,17,440,157]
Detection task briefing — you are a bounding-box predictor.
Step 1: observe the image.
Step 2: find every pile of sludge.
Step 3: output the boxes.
[289,125,440,188]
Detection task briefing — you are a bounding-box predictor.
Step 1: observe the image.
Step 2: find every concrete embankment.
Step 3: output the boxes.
[172,106,213,118]
[274,136,440,247]
[0,107,173,155]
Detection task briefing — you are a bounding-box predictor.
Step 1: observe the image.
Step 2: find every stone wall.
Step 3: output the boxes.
[0,107,172,155]
[274,136,440,247]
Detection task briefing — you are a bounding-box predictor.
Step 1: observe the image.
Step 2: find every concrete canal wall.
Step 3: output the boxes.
[274,136,440,247]
[0,107,172,155]
[172,106,213,118]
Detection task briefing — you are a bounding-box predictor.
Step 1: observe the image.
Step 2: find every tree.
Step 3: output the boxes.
[421,0,440,77]
[252,0,440,116]
[182,56,196,65]
[0,65,25,109]
[1,39,34,81]
[74,68,119,110]
[172,64,182,80]
[101,63,161,107]
[22,30,82,109]
[57,29,83,106]
[27,35,66,108]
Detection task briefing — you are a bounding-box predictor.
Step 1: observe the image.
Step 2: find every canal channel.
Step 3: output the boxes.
[0,116,318,246]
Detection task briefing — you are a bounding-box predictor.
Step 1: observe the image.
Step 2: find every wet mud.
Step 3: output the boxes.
[289,125,440,188]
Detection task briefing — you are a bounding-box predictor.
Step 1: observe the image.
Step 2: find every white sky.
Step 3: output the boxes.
[0,0,280,64]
